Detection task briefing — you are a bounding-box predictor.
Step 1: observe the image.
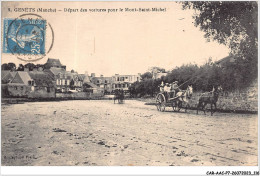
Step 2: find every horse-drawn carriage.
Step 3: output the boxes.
[155,84,223,116]
[113,89,125,104]
[155,85,193,112]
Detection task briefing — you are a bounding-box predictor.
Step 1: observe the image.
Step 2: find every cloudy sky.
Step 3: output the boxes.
[2,2,230,76]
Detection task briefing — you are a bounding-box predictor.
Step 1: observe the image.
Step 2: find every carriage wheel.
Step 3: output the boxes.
[156,94,166,112]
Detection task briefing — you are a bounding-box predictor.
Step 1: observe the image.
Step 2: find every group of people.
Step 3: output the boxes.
[159,81,180,99]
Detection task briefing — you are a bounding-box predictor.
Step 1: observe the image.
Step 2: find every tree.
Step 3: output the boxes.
[149,67,166,73]
[36,64,44,69]
[1,63,16,70]
[141,72,153,80]
[182,1,258,87]
[24,63,36,71]
[2,63,17,70]
[1,63,9,70]
[182,2,257,54]
[17,64,24,71]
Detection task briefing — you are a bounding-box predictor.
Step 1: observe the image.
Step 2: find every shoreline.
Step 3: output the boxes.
[1,97,257,114]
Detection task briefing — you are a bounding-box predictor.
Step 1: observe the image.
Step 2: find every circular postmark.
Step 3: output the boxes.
[5,13,54,62]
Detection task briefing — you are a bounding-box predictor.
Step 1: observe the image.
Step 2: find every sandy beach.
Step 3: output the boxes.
[1,100,258,166]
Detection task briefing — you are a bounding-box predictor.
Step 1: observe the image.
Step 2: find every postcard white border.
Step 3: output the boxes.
[0,0,259,176]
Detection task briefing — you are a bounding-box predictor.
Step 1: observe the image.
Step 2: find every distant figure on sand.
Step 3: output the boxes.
[114,89,125,104]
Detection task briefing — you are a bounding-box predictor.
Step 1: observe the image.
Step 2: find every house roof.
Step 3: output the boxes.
[61,71,72,79]
[215,55,235,65]
[2,71,16,83]
[70,73,84,81]
[10,72,16,77]
[77,74,85,81]
[11,71,32,84]
[45,58,62,67]
[91,77,113,84]
[81,73,90,83]
[2,71,16,79]
[49,67,66,76]
[84,82,100,89]
[113,74,141,77]
[1,70,11,78]
[18,71,33,84]
[29,71,55,87]
[46,67,74,80]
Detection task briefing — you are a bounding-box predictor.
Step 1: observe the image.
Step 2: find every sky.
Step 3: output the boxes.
[2,2,230,76]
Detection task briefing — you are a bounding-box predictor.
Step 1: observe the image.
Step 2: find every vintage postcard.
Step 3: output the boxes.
[1,1,258,175]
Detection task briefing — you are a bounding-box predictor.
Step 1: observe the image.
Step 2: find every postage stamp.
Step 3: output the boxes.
[3,18,46,54]
[2,13,54,62]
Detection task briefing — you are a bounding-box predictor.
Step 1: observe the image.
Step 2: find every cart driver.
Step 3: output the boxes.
[171,81,179,97]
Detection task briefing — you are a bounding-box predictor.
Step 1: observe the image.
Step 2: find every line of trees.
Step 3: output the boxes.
[129,57,257,98]
[129,2,257,98]
[1,63,45,71]
[181,1,257,87]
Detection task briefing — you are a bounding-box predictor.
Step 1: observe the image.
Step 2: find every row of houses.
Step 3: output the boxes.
[2,58,141,98]
[2,70,55,98]
[90,73,141,94]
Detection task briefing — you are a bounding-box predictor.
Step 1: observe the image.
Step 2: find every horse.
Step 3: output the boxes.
[173,85,193,112]
[197,86,223,116]
[114,89,125,104]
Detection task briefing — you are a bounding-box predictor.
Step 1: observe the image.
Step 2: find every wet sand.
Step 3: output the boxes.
[1,100,258,166]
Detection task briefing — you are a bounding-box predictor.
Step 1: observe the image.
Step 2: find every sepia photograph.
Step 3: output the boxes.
[1,1,258,175]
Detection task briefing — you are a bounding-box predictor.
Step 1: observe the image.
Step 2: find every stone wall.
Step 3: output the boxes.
[188,79,258,112]
[56,92,104,99]
[7,85,31,98]
[28,87,55,98]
